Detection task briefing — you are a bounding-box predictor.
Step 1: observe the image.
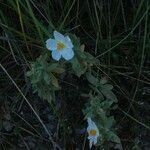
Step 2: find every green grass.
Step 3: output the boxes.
[0,0,150,149]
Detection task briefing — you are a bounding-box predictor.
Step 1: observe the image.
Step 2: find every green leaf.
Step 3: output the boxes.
[108,131,121,143]
[103,84,113,90]
[86,73,99,86]
[47,63,58,71]
[71,57,87,77]
[100,100,114,110]
[48,63,65,73]
[50,73,59,88]
[44,73,50,83]
[100,77,108,84]
[100,85,118,102]
[80,44,85,52]
[52,67,65,74]
[105,116,115,129]
[84,52,98,64]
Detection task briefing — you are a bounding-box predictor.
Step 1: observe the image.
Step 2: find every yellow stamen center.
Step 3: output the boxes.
[89,129,97,136]
[57,42,65,50]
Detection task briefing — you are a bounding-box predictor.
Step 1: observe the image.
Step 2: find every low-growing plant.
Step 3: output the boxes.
[27,30,121,149]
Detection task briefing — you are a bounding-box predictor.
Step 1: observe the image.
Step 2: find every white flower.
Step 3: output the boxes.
[46,31,74,61]
[87,117,99,149]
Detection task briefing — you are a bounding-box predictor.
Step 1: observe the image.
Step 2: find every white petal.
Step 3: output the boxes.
[87,125,92,132]
[54,30,65,42]
[46,39,57,51]
[88,135,93,140]
[87,118,95,134]
[93,137,97,145]
[61,48,74,60]
[65,36,73,48]
[89,139,93,149]
[89,123,95,129]
[87,118,92,124]
[90,120,98,129]
[52,50,61,61]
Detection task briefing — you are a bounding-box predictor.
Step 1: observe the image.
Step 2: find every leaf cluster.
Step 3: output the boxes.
[27,54,64,102]
[84,73,120,145]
